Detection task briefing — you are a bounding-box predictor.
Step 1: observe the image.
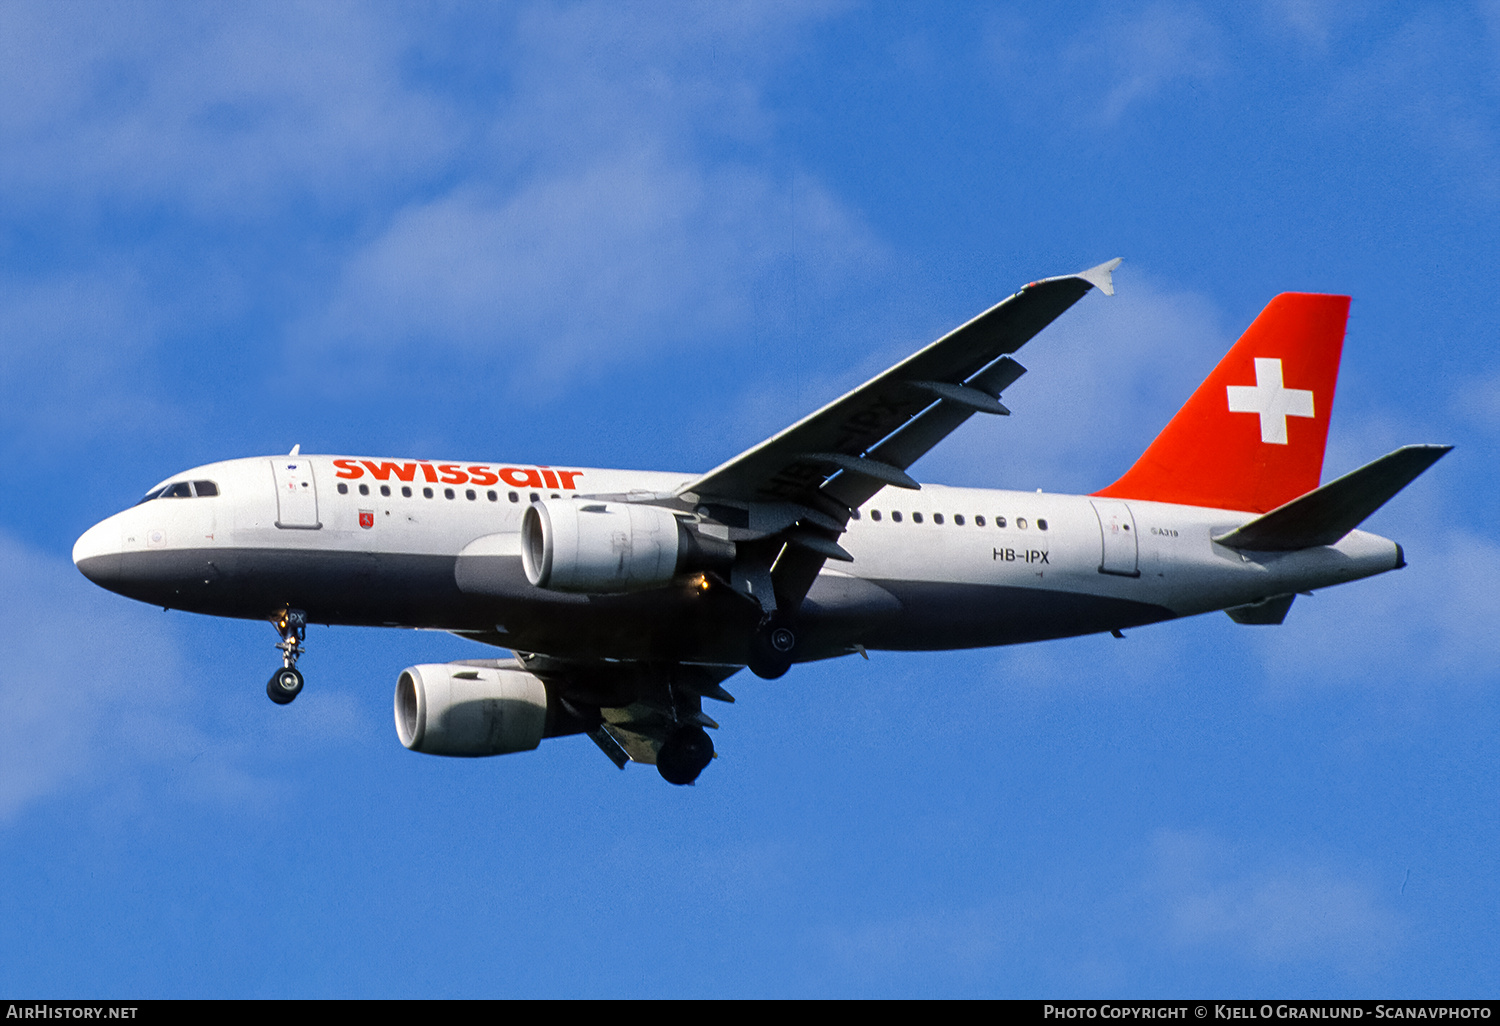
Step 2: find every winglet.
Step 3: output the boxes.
[1077,257,1123,297]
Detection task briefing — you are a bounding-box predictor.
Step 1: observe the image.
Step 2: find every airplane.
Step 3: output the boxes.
[72,259,1450,785]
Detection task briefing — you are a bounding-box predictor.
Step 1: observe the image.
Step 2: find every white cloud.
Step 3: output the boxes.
[984,2,1223,125]
[1452,368,1500,433]
[0,1,457,217]
[492,1,836,169]
[1146,830,1403,973]
[0,1,886,440]
[805,824,1406,988]
[0,268,182,451]
[1087,3,1224,122]
[1323,7,1500,204]
[300,153,885,388]
[1258,0,1370,49]
[292,1,889,392]
[297,155,889,400]
[1255,527,1500,694]
[0,531,296,824]
[917,270,1232,493]
[0,531,178,819]
[816,906,1006,986]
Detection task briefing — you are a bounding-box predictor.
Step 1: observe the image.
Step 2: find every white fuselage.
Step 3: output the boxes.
[73,454,1404,663]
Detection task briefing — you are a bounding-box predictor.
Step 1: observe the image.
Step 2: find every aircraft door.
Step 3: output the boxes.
[1089,499,1139,577]
[271,458,322,529]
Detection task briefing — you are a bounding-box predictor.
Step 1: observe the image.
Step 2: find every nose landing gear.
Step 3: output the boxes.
[266,608,307,705]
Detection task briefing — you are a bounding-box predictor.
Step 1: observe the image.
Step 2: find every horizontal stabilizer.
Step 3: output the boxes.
[1214,444,1451,551]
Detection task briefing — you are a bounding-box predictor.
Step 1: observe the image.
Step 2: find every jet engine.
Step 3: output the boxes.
[395,663,549,757]
[521,499,733,593]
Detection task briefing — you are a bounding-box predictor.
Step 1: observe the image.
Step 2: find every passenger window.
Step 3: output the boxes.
[1017,517,1028,530]
[466,489,476,500]
[850,509,861,520]
[380,485,390,497]
[423,487,434,499]
[359,484,369,496]
[975,516,985,527]
[1038,519,1048,531]
[871,510,882,522]
[509,492,519,503]
[933,513,944,525]
[443,488,454,500]
[488,491,498,502]
[954,514,964,526]
[913,512,923,524]
[892,511,903,523]
[401,486,412,498]
[192,481,218,497]
[530,492,540,502]
[996,517,1006,528]
[337,483,348,495]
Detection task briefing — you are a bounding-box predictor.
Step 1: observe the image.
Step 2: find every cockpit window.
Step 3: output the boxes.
[136,480,219,504]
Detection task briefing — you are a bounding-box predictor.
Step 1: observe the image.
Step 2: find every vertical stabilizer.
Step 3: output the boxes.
[1094,293,1350,513]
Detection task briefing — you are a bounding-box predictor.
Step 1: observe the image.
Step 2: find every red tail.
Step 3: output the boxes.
[1093,293,1349,513]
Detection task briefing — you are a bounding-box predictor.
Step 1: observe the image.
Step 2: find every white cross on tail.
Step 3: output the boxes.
[1225,358,1314,444]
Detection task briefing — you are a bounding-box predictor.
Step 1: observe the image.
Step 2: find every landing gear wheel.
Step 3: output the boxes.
[266,608,308,706]
[657,726,715,785]
[267,666,304,705]
[747,616,797,680]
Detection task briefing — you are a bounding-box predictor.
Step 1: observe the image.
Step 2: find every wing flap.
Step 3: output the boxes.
[825,356,1029,509]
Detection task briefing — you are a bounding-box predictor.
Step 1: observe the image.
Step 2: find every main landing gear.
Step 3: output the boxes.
[266,608,307,705]
[652,670,718,785]
[657,726,715,786]
[747,613,798,680]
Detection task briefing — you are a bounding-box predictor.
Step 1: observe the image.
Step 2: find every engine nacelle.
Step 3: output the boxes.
[395,663,549,757]
[521,499,732,593]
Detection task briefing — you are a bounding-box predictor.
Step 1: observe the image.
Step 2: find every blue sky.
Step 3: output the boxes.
[1,1,1497,998]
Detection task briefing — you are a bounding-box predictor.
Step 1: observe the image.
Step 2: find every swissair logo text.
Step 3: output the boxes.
[331,459,583,490]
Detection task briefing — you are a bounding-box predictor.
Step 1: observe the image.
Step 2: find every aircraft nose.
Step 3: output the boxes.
[73,517,123,586]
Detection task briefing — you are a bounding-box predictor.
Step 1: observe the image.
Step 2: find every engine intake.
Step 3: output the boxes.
[521,499,733,593]
[395,663,549,757]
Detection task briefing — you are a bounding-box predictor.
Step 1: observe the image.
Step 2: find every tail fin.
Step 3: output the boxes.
[1093,293,1350,513]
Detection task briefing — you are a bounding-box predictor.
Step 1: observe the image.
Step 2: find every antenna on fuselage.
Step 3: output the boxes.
[289,444,301,456]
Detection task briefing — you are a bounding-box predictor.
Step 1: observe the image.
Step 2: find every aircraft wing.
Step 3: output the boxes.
[683,258,1120,514]
[513,653,740,770]
[679,259,1119,608]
